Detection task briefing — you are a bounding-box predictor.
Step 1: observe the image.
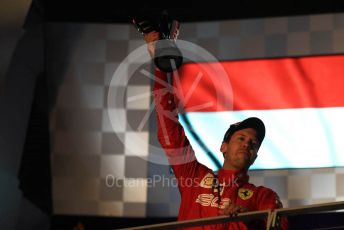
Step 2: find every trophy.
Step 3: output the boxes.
[132,10,183,73]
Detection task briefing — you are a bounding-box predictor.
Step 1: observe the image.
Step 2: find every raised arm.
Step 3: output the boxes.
[144,32,209,185]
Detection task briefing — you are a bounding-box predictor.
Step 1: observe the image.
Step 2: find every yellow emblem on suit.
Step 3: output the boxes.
[204,177,213,187]
[238,188,254,200]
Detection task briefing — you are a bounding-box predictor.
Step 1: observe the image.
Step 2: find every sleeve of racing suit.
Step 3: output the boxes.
[153,69,209,193]
[255,187,289,230]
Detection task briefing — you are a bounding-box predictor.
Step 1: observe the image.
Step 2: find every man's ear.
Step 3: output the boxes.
[220,142,227,153]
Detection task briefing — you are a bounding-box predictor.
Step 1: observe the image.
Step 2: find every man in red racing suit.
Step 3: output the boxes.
[145,32,288,230]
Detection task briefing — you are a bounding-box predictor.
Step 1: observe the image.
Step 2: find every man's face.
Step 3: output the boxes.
[220,128,259,171]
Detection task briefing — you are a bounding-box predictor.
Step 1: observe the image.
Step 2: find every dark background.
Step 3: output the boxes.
[45,0,344,23]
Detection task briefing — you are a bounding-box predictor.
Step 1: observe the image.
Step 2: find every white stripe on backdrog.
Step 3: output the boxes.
[179,107,344,170]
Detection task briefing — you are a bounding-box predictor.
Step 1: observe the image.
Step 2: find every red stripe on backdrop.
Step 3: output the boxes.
[175,55,344,112]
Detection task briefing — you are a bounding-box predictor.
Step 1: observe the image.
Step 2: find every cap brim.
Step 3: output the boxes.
[237,117,265,144]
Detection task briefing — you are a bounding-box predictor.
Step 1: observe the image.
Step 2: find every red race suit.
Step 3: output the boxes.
[153,70,288,230]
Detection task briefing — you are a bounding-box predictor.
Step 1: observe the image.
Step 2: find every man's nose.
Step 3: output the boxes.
[242,140,255,149]
[242,141,249,148]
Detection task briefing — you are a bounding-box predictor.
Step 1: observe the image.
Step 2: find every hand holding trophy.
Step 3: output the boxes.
[143,31,160,58]
[132,10,183,72]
